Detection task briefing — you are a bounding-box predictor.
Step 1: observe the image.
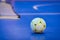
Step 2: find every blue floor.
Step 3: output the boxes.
[0,1,60,40]
[0,15,60,40]
[14,1,60,13]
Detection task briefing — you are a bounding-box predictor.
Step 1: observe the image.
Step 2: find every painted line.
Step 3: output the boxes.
[18,13,60,15]
[33,3,60,10]
[33,4,51,10]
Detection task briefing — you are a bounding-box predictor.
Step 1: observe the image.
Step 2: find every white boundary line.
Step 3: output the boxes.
[18,13,60,15]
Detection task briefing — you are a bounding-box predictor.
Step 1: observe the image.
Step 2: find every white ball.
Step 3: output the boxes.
[30,17,46,33]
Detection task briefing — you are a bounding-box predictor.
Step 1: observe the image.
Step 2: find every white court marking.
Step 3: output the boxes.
[33,3,60,10]
[18,13,60,15]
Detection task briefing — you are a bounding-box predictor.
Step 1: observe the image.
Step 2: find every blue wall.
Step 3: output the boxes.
[15,0,60,1]
[0,0,60,2]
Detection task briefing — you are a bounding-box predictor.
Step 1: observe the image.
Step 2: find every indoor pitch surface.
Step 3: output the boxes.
[0,1,60,40]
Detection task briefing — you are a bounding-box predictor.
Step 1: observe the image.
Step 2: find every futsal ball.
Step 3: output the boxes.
[30,17,46,33]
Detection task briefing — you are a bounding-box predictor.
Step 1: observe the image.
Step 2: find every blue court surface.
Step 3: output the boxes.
[0,1,60,40]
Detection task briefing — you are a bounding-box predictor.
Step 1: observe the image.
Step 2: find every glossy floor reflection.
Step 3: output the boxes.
[0,15,60,40]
